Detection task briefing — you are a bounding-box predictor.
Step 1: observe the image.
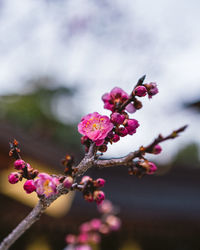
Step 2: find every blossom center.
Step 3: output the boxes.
[43,179,53,196]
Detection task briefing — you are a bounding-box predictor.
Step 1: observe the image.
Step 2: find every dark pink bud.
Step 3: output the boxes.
[110,112,125,125]
[134,86,147,97]
[14,159,25,170]
[8,172,20,184]
[93,190,105,205]
[112,134,120,143]
[147,162,157,175]
[118,127,128,137]
[153,144,162,154]
[125,119,139,135]
[24,180,36,194]
[95,178,106,187]
[63,176,74,189]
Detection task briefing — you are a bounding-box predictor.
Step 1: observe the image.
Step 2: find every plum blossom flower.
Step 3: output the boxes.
[34,173,58,197]
[102,87,135,113]
[78,112,113,146]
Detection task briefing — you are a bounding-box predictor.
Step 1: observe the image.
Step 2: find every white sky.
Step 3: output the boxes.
[0,0,200,162]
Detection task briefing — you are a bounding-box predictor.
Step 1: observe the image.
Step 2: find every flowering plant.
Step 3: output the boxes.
[0,75,186,250]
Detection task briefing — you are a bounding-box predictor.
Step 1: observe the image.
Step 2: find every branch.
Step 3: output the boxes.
[95,125,188,168]
[0,144,97,250]
[0,201,44,250]
[118,75,146,112]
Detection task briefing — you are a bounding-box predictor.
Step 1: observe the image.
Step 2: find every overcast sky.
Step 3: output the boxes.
[0,0,200,162]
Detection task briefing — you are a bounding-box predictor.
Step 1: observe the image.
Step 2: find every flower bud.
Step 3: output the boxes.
[144,82,158,98]
[147,162,157,175]
[112,134,120,143]
[14,159,25,170]
[93,190,105,205]
[125,119,139,135]
[8,172,21,184]
[118,127,128,137]
[63,176,74,189]
[134,86,147,97]
[95,178,106,187]
[110,112,125,125]
[153,144,162,154]
[24,180,36,194]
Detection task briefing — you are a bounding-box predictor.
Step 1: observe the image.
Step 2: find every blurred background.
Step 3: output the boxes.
[0,0,200,249]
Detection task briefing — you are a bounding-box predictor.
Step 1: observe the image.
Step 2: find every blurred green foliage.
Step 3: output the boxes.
[0,78,81,150]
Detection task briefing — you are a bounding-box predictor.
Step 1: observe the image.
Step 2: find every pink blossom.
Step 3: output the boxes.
[34,173,58,197]
[14,159,25,170]
[125,119,139,135]
[134,86,147,97]
[23,180,36,194]
[8,172,20,184]
[102,87,135,113]
[78,112,113,146]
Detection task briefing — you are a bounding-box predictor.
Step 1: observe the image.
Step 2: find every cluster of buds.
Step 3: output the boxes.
[79,176,106,205]
[8,140,74,198]
[128,160,158,178]
[78,77,158,152]
[65,200,121,250]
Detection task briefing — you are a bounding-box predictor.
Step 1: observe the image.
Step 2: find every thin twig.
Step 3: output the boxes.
[95,125,188,168]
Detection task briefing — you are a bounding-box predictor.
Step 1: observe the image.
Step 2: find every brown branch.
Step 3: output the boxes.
[95,125,188,168]
[0,126,187,249]
[0,144,97,250]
